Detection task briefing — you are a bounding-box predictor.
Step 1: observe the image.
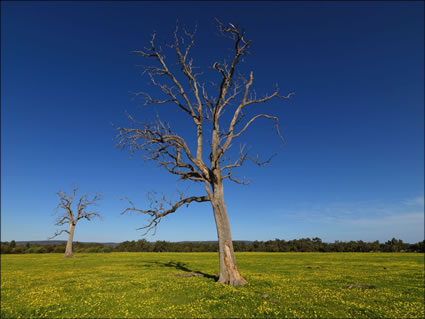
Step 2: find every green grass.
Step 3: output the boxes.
[1,252,424,318]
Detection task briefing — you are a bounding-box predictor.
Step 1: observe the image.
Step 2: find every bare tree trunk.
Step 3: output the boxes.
[64,224,75,258]
[211,181,247,287]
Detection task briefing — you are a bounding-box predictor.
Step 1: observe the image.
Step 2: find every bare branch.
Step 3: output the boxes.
[225,174,250,185]
[75,192,103,222]
[131,25,208,171]
[217,71,293,161]
[141,73,191,113]
[247,153,277,167]
[213,21,251,117]
[55,186,78,224]
[116,115,210,181]
[233,114,285,143]
[172,23,205,161]
[245,90,295,107]
[121,193,210,235]
[221,145,276,185]
[220,144,250,185]
[133,32,198,120]
[48,229,69,240]
[54,215,70,226]
[221,144,248,171]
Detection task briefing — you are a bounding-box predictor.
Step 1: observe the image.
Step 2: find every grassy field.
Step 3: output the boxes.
[1,252,424,318]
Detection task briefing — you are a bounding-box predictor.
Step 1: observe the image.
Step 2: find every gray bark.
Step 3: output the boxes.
[211,180,247,286]
[64,224,75,258]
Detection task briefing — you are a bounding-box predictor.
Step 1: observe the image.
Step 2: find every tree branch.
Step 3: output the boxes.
[55,186,77,224]
[48,229,69,240]
[233,114,284,142]
[221,144,276,185]
[213,21,251,118]
[76,193,103,222]
[54,215,70,226]
[217,71,294,160]
[133,32,198,120]
[121,193,210,236]
[116,114,210,181]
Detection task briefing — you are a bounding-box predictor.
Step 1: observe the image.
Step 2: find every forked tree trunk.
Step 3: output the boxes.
[211,181,248,287]
[64,223,75,258]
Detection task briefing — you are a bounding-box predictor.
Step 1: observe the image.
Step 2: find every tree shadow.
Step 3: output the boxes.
[146,260,218,281]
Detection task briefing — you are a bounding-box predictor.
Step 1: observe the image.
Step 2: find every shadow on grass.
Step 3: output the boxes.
[146,260,218,281]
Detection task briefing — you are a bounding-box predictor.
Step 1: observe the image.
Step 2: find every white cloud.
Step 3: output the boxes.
[343,211,424,227]
[276,196,425,242]
[404,196,425,207]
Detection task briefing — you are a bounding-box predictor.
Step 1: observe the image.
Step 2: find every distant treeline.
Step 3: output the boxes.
[1,238,424,254]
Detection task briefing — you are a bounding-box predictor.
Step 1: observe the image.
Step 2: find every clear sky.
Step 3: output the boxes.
[2,1,424,243]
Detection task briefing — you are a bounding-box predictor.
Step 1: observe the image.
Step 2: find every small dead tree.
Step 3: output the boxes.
[117,21,293,286]
[50,186,102,258]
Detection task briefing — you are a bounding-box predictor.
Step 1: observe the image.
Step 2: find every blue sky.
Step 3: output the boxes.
[1,1,424,243]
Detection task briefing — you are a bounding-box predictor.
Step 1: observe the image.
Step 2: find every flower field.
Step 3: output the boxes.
[1,252,424,318]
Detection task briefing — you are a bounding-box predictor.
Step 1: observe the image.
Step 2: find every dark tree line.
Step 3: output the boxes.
[2,238,424,254]
[0,241,112,254]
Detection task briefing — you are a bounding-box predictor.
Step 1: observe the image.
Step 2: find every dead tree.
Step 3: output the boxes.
[117,21,293,286]
[50,186,102,257]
